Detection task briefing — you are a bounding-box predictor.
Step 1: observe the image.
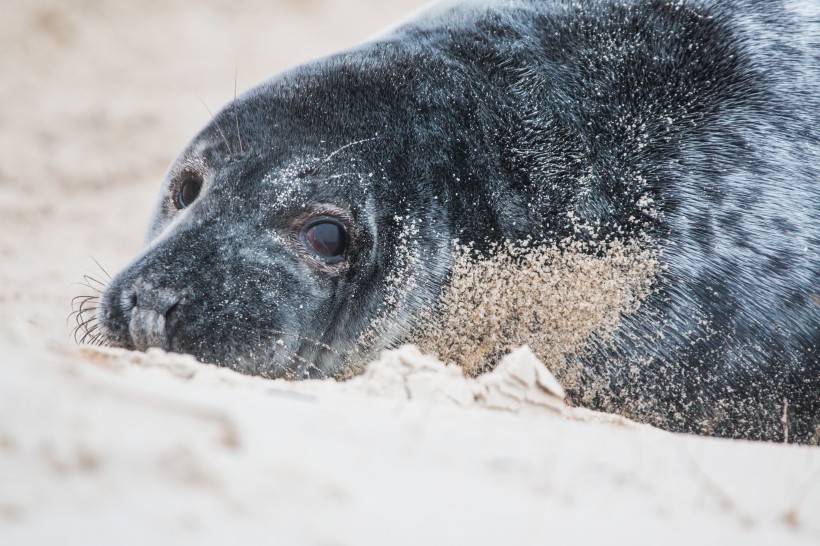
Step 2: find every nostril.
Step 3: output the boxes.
[119,287,138,317]
[164,299,181,325]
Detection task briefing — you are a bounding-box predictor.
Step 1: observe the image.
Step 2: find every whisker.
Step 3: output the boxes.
[79,323,101,345]
[70,295,96,309]
[83,274,107,289]
[74,309,95,332]
[70,258,113,346]
[75,307,98,324]
[322,138,376,164]
[69,294,96,311]
[69,307,97,329]
[70,283,102,295]
[69,300,96,327]
[233,66,244,154]
[92,331,110,347]
[90,256,113,281]
[78,295,95,318]
[73,321,89,344]
[195,93,233,156]
[70,286,101,344]
[304,137,378,177]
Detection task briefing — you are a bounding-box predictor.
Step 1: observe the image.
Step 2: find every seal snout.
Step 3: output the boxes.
[124,279,186,352]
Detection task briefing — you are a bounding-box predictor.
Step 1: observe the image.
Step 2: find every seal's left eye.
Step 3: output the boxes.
[303,220,346,261]
[175,174,203,210]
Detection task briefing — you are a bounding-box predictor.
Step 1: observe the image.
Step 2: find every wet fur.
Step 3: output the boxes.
[93,0,819,443]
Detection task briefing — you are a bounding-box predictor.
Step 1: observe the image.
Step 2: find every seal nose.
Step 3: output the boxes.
[124,279,184,351]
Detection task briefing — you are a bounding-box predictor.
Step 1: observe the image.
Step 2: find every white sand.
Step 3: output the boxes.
[1,1,819,544]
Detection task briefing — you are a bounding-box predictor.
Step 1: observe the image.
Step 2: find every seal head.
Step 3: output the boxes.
[97,56,467,378]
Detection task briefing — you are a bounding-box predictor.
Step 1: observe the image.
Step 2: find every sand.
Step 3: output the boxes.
[1,0,819,544]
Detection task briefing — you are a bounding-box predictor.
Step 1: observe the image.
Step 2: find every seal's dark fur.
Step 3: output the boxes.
[95,0,819,443]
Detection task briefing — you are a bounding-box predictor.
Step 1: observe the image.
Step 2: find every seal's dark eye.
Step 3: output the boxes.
[303,220,346,261]
[175,174,203,210]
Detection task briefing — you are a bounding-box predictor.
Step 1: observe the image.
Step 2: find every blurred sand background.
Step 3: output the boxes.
[1,0,819,544]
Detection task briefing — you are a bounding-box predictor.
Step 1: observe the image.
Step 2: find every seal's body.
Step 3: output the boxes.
[92,0,819,443]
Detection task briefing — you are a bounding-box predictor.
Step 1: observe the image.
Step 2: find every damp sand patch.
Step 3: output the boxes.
[413,238,659,385]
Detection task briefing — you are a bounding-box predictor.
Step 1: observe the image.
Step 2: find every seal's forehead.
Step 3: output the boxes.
[254,155,377,212]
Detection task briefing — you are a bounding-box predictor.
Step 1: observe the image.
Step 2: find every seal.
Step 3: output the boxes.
[82,0,819,444]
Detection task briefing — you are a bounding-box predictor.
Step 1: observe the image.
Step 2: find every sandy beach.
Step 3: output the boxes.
[1,1,818,544]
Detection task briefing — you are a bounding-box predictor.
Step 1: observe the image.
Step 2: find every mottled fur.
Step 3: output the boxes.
[95,0,819,442]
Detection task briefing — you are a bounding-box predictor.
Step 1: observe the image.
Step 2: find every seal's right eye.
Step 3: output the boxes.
[303,219,347,262]
[175,174,203,210]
